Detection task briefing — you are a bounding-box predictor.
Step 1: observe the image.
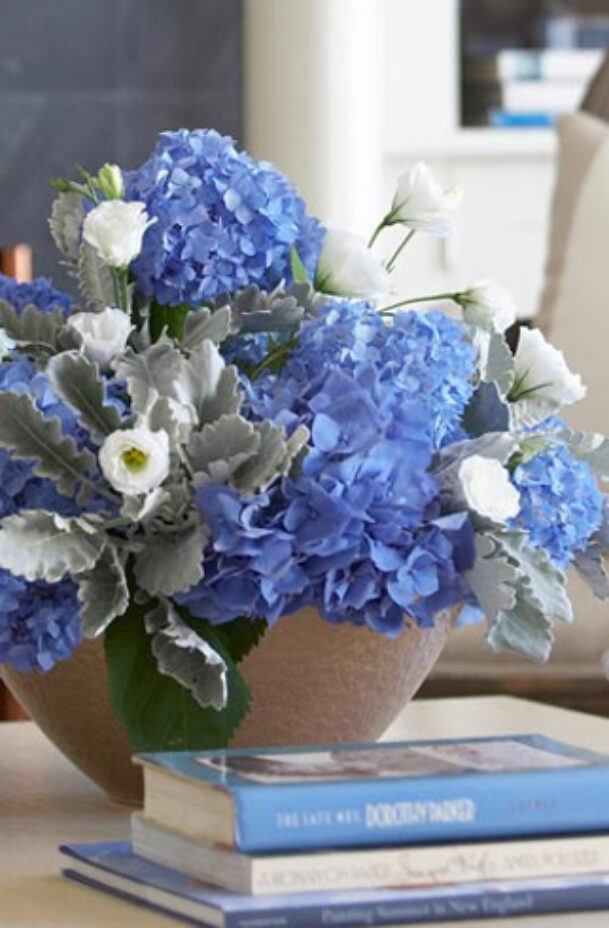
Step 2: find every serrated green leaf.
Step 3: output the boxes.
[134,523,208,597]
[0,510,105,582]
[508,437,553,472]
[149,301,191,342]
[0,301,66,352]
[290,246,310,284]
[0,391,98,497]
[78,241,115,310]
[48,191,84,263]
[182,305,232,351]
[46,351,123,438]
[76,546,129,637]
[105,599,251,751]
[204,614,267,665]
[146,600,227,710]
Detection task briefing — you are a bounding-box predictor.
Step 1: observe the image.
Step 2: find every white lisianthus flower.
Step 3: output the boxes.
[512,328,586,406]
[99,427,170,496]
[315,228,391,301]
[83,200,155,267]
[458,455,520,523]
[67,307,133,369]
[388,162,462,236]
[457,281,517,333]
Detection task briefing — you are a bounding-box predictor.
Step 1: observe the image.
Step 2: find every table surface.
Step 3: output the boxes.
[2,695,609,928]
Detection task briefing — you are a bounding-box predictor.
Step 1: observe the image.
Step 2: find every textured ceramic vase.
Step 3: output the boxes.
[1,606,453,806]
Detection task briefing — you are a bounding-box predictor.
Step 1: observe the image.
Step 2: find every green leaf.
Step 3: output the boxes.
[290,247,310,284]
[134,523,208,597]
[46,351,123,438]
[78,241,115,310]
[0,391,98,497]
[146,600,227,710]
[0,510,105,582]
[48,191,84,263]
[508,437,553,472]
[0,301,66,352]
[204,614,267,665]
[149,301,191,342]
[105,599,251,752]
[182,305,232,351]
[49,177,73,193]
[77,546,129,637]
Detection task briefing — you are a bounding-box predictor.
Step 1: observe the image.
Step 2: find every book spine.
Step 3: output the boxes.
[234,766,609,852]
[228,879,609,928]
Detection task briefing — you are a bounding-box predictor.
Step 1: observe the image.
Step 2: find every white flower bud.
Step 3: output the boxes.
[67,307,133,369]
[458,281,517,333]
[83,200,155,268]
[458,455,520,524]
[315,228,391,301]
[99,427,170,496]
[389,162,462,236]
[97,163,124,200]
[513,328,586,406]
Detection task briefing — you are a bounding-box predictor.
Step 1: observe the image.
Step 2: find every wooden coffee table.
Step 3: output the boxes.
[2,696,609,927]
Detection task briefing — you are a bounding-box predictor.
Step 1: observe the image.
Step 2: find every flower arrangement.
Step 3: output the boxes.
[0,128,607,752]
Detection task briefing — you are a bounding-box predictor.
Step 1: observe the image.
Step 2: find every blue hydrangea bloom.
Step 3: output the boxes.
[178,352,477,635]
[0,574,80,671]
[125,129,325,307]
[0,273,73,314]
[244,301,476,448]
[511,443,603,568]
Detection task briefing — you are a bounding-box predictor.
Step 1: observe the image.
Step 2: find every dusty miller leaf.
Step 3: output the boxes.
[145,600,227,710]
[114,342,190,415]
[182,306,232,351]
[232,421,303,493]
[462,381,510,437]
[0,391,98,497]
[78,241,115,310]
[134,523,208,597]
[0,300,66,352]
[0,510,105,582]
[48,191,85,263]
[573,500,609,600]
[76,546,129,637]
[188,415,261,485]
[464,533,519,621]
[46,351,123,438]
[228,282,319,334]
[563,431,609,482]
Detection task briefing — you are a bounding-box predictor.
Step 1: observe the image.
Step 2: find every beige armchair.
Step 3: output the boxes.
[422,53,609,717]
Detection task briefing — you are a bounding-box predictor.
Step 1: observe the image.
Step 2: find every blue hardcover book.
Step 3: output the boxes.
[136,734,609,853]
[60,841,609,927]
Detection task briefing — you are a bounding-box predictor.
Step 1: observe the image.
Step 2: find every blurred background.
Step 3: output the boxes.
[2,0,609,719]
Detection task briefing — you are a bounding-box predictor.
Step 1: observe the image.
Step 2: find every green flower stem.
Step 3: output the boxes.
[386,229,416,272]
[367,219,387,249]
[249,342,292,380]
[379,291,459,315]
[111,267,130,315]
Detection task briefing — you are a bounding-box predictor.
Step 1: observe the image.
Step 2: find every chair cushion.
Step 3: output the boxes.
[437,110,609,679]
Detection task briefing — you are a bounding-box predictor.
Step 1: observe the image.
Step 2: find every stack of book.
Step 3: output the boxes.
[462,48,603,128]
[61,734,609,926]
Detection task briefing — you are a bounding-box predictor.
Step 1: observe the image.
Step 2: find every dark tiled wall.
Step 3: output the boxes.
[0,0,242,285]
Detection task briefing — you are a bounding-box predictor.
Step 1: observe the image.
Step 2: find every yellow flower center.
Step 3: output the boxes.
[121,446,148,472]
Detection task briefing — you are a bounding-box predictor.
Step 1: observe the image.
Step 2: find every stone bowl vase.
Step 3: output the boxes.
[1,606,453,806]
